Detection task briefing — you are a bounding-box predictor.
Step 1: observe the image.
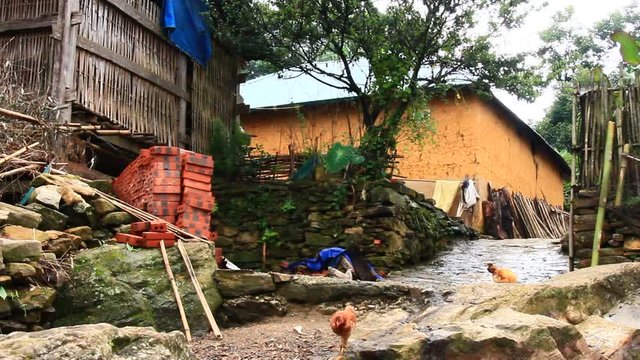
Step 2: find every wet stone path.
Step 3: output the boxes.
[389,238,568,289]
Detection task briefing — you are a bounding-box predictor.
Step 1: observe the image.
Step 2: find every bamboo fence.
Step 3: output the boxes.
[0,0,240,154]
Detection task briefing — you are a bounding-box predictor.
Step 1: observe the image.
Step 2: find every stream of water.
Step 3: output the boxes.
[389,238,569,288]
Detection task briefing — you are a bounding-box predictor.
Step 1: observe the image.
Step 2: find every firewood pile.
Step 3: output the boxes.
[484,187,569,239]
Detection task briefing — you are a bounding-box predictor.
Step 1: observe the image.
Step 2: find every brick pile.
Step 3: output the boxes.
[116,220,176,248]
[113,146,216,245]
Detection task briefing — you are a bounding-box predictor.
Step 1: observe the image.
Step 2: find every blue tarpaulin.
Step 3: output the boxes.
[287,247,383,281]
[163,0,213,66]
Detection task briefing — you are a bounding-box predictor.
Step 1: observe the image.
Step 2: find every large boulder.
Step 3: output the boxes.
[0,323,193,359]
[576,315,640,360]
[54,243,222,334]
[29,185,62,209]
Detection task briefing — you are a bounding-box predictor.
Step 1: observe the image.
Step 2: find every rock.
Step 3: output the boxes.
[228,249,262,265]
[360,205,396,218]
[573,196,599,209]
[11,287,56,311]
[0,323,193,360]
[344,227,364,235]
[218,295,288,325]
[44,236,85,258]
[304,232,336,247]
[219,225,239,237]
[0,298,10,315]
[605,293,640,329]
[32,174,96,198]
[352,309,426,360]
[214,270,276,297]
[58,187,86,206]
[575,247,626,259]
[573,214,604,232]
[576,315,640,360]
[370,187,408,208]
[54,243,221,334]
[624,236,640,251]
[0,202,42,228]
[577,256,632,268]
[91,198,118,217]
[64,226,93,241]
[0,320,28,333]
[100,212,135,227]
[1,225,50,243]
[0,275,12,286]
[0,239,42,262]
[6,262,37,278]
[30,185,62,209]
[276,276,414,304]
[87,179,113,194]
[214,236,234,247]
[236,231,260,244]
[23,203,68,231]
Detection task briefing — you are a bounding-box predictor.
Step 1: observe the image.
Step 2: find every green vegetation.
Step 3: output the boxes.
[210,119,252,180]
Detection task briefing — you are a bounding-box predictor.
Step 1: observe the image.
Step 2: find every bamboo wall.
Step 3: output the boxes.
[578,77,640,195]
[0,0,240,154]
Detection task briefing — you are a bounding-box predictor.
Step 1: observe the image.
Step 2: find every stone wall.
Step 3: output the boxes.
[213,180,476,271]
[564,188,640,267]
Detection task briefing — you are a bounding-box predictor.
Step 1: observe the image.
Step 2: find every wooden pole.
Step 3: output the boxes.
[591,121,616,267]
[614,144,631,206]
[159,240,192,342]
[0,107,44,126]
[0,142,41,166]
[176,240,222,339]
[569,89,577,271]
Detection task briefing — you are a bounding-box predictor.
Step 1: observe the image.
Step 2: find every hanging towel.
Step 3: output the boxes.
[432,180,462,213]
[462,179,480,210]
[163,0,213,66]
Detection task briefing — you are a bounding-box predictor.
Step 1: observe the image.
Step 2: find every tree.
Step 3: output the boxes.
[208,0,542,179]
[535,86,572,152]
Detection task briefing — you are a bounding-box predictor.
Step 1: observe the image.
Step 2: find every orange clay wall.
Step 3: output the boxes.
[241,95,565,207]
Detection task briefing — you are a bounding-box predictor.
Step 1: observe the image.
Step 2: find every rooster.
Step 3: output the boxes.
[330,305,357,359]
[487,263,517,283]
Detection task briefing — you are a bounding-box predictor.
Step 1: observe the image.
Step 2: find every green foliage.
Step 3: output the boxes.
[330,184,349,211]
[258,219,281,246]
[280,197,296,213]
[623,196,640,208]
[324,143,364,174]
[210,119,252,180]
[535,87,573,153]
[611,31,640,65]
[0,286,6,300]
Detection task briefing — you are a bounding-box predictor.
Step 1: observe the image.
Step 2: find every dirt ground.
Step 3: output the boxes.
[192,306,341,360]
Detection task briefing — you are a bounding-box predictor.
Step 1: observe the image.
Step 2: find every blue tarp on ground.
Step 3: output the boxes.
[287,247,383,281]
[163,0,213,66]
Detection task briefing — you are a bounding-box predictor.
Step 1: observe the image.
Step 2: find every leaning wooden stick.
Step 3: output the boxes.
[0,142,41,166]
[177,240,222,338]
[160,240,192,342]
[0,107,44,126]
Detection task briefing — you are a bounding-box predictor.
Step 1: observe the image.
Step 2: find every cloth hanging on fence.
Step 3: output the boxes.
[432,180,461,213]
[461,179,480,210]
[163,0,213,66]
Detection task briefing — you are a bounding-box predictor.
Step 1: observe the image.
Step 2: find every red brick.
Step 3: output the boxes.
[153,177,181,186]
[183,193,215,211]
[130,221,151,233]
[181,188,212,198]
[151,185,181,194]
[159,216,176,224]
[150,194,182,202]
[150,170,181,178]
[182,171,212,184]
[150,146,180,155]
[182,179,210,191]
[149,220,167,232]
[116,233,143,245]
[182,154,214,168]
[152,162,181,171]
[142,232,176,241]
[183,163,214,176]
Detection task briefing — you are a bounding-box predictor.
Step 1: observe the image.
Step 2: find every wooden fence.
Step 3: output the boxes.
[0,0,241,154]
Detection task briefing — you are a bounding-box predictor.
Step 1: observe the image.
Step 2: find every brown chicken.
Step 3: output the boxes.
[487,263,518,283]
[330,305,357,359]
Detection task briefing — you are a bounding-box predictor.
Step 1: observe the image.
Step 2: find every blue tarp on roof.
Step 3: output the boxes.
[163,0,213,66]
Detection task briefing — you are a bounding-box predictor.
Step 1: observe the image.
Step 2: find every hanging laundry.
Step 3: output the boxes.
[462,179,480,210]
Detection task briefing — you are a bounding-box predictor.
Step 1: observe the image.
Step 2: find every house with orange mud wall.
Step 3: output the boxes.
[239,62,569,232]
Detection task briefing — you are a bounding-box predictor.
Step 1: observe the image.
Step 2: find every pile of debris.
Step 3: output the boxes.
[0,173,141,333]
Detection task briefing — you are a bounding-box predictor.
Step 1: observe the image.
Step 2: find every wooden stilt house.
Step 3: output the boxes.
[0,0,244,154]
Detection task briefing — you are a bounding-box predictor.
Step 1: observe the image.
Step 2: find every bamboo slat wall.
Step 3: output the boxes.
[0,0,240,154]
[578,77,640,195]
[191,45,239,153]
[0,0,59,21]
[0,31,57,94]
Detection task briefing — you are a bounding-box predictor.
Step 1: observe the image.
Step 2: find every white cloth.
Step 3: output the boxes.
[462,179,480,209]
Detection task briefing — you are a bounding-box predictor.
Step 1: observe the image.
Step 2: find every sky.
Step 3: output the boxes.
[490,0,636,125]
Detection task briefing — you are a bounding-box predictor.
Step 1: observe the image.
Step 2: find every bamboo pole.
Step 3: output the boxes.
[159,240,192,342]
[614,143,631,206]
[0,107,44,126]
[176,240,222,339]
[569,89,577,271]
[591,121,616,267]
[0,142,41,166]
[0,164,40,178]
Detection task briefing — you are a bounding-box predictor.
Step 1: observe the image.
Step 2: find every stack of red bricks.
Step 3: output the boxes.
[113,146,216,245]
[116,220,176,248]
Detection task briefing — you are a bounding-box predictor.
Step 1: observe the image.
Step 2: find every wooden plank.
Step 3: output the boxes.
[69,36,189,100]
[177,54,188,147]
[159,240,192,342]
[102,0,164,38]
[0,16,57,33]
